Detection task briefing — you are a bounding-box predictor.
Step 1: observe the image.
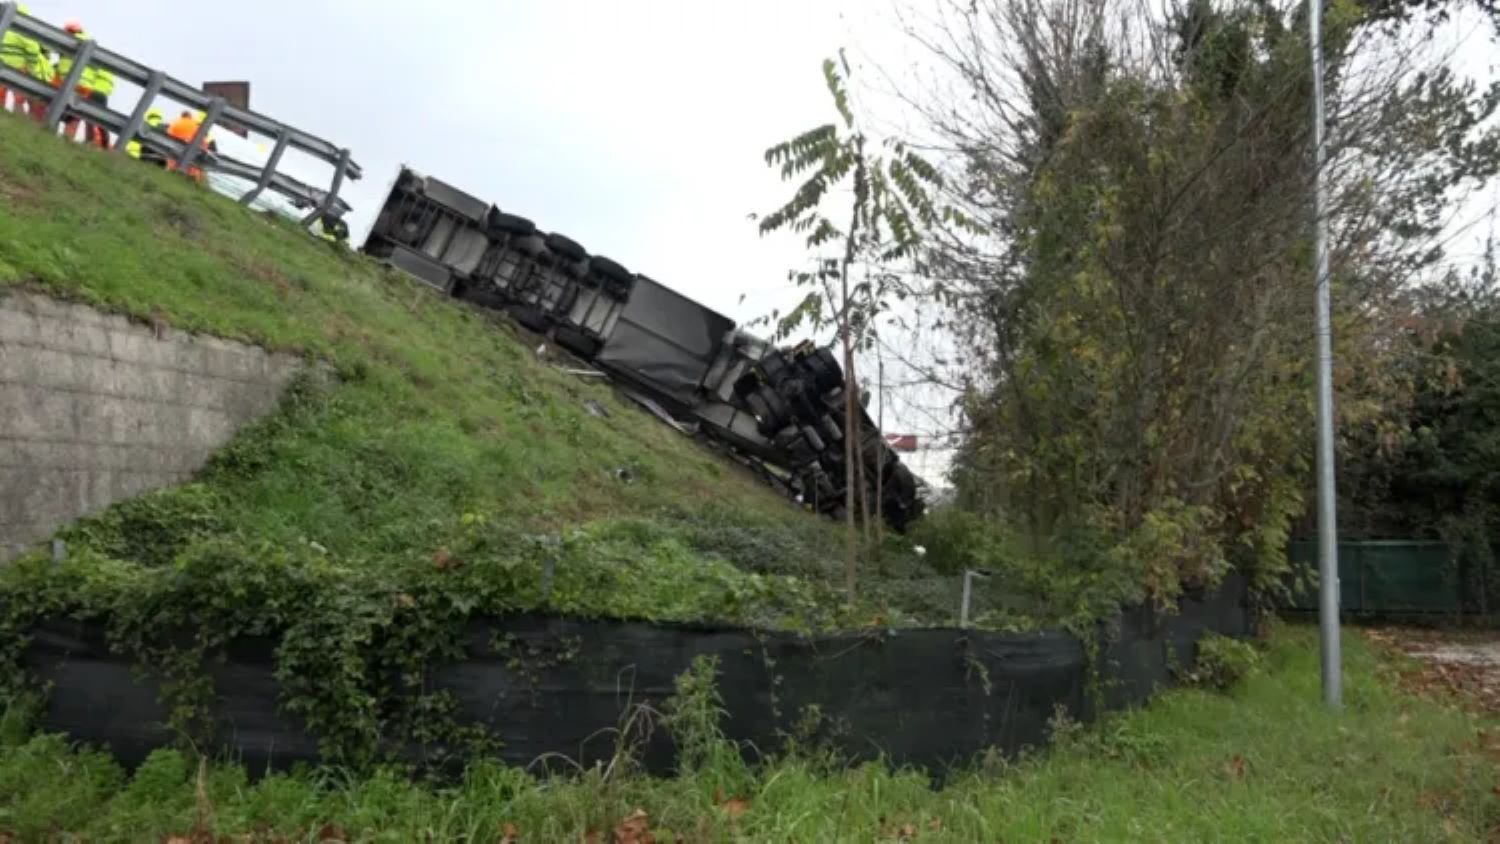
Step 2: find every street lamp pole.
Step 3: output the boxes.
[1308,0,1343,708]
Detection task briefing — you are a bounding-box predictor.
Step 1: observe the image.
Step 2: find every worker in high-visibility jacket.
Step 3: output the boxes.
[0,5,43,116]
[313,214,350,246]
[125,107,167,167]
[165,110,209,182]
[57,20,113,147]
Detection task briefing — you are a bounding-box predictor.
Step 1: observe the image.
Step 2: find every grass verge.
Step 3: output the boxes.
[0,626,1494,842]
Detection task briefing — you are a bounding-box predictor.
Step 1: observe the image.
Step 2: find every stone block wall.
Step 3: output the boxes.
[0,292,301,560]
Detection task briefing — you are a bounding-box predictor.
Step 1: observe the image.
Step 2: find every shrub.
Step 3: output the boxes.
[1183,633,1261,691]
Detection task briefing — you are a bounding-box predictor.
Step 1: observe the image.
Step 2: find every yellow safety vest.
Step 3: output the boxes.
[314,217,349,244]
[125,114,163,159]
[0,27,39,73]
[57,32,113,95]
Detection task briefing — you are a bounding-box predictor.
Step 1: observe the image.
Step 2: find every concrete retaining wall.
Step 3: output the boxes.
[0,292,300,560]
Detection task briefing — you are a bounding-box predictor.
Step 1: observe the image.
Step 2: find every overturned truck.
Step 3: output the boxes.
[362,167,923,529]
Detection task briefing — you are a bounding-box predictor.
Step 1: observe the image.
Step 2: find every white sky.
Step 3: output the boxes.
[18,1,1500,487]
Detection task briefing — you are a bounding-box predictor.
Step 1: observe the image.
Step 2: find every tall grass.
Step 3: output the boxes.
[0,627,1493,842]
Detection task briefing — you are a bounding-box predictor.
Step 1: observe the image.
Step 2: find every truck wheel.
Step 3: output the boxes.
[488,211,535,237]
[544,232,588,262]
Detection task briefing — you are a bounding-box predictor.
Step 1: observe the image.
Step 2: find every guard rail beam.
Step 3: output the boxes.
[0,2,361,220]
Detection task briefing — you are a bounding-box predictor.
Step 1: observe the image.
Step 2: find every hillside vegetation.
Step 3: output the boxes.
[0,109,882,608]
[0,112,1002,760]
[2,627,1495,841]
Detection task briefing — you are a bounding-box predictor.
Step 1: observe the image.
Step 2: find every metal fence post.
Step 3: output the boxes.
[240,129,289,206]
[301,147,351,226]
[960,569,989,629]
[114,69,164,155]
[42,38,94,130]
[0,4,17,41]
[176,95,224,173]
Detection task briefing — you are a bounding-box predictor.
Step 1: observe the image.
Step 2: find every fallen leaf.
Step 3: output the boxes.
[583,831,601,844]
[317,823,348,843]
[501,822,521,843]
[433,548,453,570]
[897,822,918,840]
[1226,754,1247,780]
[721,798,751,818]
[928,817,944,832]
[613,809,654,844]
[715,788,751,819]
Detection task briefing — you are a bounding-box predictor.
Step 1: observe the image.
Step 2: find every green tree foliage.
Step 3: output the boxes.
[918,0,1500,605]
[1338,237,1500,603]
[759,53,960,603]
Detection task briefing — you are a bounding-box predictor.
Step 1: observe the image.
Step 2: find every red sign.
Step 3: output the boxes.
[884,434,918,452]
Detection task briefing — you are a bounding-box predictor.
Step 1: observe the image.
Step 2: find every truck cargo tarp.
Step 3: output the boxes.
[595,277,735,405]
[22,575,1250,777]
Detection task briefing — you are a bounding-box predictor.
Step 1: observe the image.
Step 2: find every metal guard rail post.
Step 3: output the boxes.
[0,2,361,219]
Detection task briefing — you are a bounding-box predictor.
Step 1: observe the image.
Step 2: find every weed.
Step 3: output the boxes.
[0,628,1494,841]
[1183,632,1263,691]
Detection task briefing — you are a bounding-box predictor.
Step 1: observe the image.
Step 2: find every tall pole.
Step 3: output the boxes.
[1309,0,1342,708]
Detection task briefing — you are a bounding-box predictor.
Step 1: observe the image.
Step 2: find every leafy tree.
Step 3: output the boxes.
[759,52,956,602]
[907,0,1500,604]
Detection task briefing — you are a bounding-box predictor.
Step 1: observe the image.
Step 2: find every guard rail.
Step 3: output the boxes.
[0,2,360,221]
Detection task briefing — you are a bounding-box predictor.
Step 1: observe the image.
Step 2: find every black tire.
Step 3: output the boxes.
[544,232,588,262]
[516,234,547,257]
[805,347,843,392]
[509,305,552,333]
[755,386,790,436]
[488,211,535,237]
[758,351,790,386]
[554,326,600,358]
[799,424,826,453]
[590,255,632,284]
[744,392,773,428]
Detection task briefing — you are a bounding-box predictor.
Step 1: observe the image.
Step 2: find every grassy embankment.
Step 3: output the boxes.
[3,110,1073,768]
[1,627,1494,842]
[0,109,916,629]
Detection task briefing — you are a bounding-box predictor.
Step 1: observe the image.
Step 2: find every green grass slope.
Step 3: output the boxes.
[1,112,965,759]
[0,113,832,552]
[0,111,869,616]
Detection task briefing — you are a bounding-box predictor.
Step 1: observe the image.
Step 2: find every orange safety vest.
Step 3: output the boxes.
[165,115,206,181]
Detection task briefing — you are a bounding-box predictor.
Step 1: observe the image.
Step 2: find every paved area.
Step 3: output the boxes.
[1365,627,1500,713]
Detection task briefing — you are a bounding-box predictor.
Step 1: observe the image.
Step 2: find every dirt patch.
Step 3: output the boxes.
[0,174,40,205]
[1365,627,1500,714]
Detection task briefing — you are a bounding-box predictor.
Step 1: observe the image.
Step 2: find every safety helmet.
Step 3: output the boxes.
[17,5,31,13]
[63,20,83,34]
[145,107,164,124]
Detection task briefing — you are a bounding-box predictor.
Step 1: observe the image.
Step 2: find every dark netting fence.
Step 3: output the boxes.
[22,574,1250,776]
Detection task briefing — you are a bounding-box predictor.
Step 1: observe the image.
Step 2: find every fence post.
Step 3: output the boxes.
[239,128,289,206]
[1357,543,1366,614]
[175,95,224,173]
[301,147,351,227]
[0,4,14,114]
[42,37,94,130]
[114,69,164,156]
